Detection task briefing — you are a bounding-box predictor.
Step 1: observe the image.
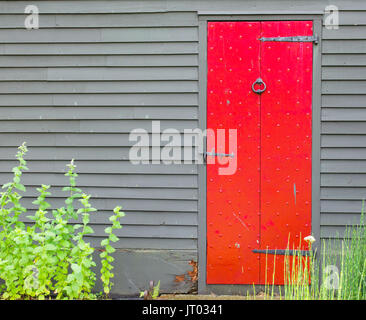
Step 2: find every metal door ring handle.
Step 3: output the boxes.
[252,77,266,94]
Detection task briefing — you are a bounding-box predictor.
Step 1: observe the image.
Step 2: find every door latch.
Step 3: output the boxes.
[204,148,235,162]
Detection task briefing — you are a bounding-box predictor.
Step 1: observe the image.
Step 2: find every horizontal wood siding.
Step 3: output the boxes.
[0,7,199,251]
[0,0,364,250]
[321,8,366,239]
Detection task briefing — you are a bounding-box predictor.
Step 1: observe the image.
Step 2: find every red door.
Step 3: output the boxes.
[207,21,313,285]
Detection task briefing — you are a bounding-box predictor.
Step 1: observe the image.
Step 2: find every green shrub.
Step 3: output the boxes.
[0,143,124,300]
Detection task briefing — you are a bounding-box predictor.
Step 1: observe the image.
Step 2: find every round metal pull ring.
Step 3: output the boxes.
[252,77,266,94]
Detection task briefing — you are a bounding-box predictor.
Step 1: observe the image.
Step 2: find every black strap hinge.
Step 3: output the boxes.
[259,35,318,44]
[252,249,313,257]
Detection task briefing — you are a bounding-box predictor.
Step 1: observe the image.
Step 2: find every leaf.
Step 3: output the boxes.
[109,233,119,243]
[75,271,83,283]
[57,251,67,261]
[117,212,125,218]
[152,281,160,299]
[2,182,12,189]
[106,255,114,263]
[54,223,64,230]
[82,214,90,225]
[45,231,56,238]
[71,263,81,274]
[83,226,94,234]
[73,224,83,231]
[60,240,71,248]
[44,243,57,251]
[14,183,26,192]
[78,241,86,251]
[65,198,73,205]
[82,258,92,268]
[112,221,121,229]
[33,247,42,254]
[100,239,109,247]
[109,215,117,222]
[12,167,21,174]
[13,176,20,184]
[105,245,115,254]
[104,227,112,234]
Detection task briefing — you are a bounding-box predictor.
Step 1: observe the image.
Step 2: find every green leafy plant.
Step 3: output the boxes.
[100,206,125,296]
[0,143,125,299]
[140,281,161,300]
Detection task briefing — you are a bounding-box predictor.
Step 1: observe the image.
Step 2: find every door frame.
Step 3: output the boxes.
[197,12,323,294]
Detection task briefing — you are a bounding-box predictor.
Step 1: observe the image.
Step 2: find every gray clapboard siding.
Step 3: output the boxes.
[0,55,198,67]
[0,12,198,28]
[47,67,198,81]
[322,54,366,66]
[20,197,198,212]
[322,26,366,39]
[20,186,198,200]
[322,81,366,94]
[0,133,199,147]
[1,1,168,13]
[321,200,365,213]
[0,67,198,81]
[0,81,198,94]
[321,187,366,200]
[21,209,197,226]
[322,40,366,54]
[322,148,366,159]
[322,173,366,187]
[0,93,198,106]
[322,135,366,147]
[0,146,197,161]
[0,42,198,55]
[322,108,366,121]
[0,120,198,132]
[1,0,366,13]
[322,66,366,80]
[321,213,364,226]
[0,106,198,120]
[0,172,198,188]
[0,27,198,43]
[321,226,354,239]
[322,122,366,134]
[91,225,196,239]
[322,95,366,108]
[21,223,197,239]
[321,160,366,172]
[86,237,197,250]
[0,160,198,174]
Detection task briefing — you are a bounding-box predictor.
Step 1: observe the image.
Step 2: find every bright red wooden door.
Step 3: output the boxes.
[207,21,313,285]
